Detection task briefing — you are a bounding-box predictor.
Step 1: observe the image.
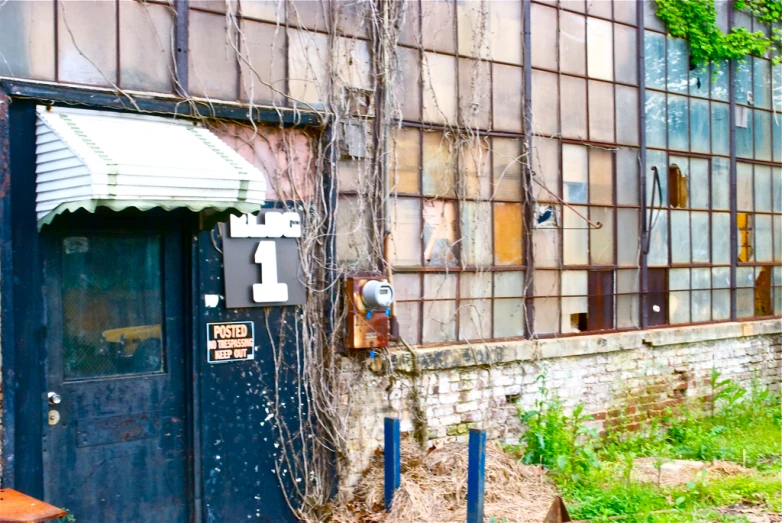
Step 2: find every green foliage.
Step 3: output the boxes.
[655,0,782,65]
[511,372,782,523]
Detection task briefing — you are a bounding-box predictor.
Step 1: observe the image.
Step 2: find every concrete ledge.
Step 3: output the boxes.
[389,319,782,373]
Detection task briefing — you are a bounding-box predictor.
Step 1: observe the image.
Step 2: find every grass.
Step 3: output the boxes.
[508,373,782,523]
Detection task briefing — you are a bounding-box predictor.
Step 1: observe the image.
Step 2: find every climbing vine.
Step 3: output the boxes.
[655,0,782,65]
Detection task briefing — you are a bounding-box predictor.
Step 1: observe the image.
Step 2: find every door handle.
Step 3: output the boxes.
[48,392,61,405]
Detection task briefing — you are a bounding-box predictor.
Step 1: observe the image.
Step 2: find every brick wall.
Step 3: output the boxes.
[338,320,781,488]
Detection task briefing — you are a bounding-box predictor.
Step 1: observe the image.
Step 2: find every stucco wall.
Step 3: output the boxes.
[339,319,782,488]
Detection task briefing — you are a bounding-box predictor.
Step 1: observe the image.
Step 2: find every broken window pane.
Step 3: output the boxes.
[460,201,492,267]
[561,270,588,334]
[617,209,639,266]
[532,3,559,70]
[561,76,588,139]
[690,62,709,98]
[590,207,614,265]
[492,138,523,201]
[559,10,586,76]
[666,36,689,93]
[563,206,589,265]
[492,64,523,132]
[423,52,457,125]
[563,144,588,204]
[669,268,690,324]
[588,80,615,143]
[493,203,523,265]
[668,160,689,208]
[589,148,613,205]
[616,148,639,205]
[670,210,691,264]
[389,127,421,194]
[422,131,456,197]
[587,17,613,81]
[423,200,458,267]
[389,198,422,266]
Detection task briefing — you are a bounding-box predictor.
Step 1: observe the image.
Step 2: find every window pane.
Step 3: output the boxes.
[644,31,665,90]
[711,102,730,156]
[460,201,492,267]
[712,267,730,320]
[532,70,559,135]
[712,60,729,100]
[691,268,711,322]
[422,52,457,125]
[753,57,772,109]
[668,94,689,151]
[617,269,640,328]
[755,214,772,262]
[737,162,753,212]
[561,76,588,138]
[689,158,709,209]
[616,86,639,146]
[590,207,614,265]
[617,209,639,266]
[736,107,753,158]
[645,90,667,149]
[614,23,637,85]
[533,270,559,334]
[459,299,491,341]
[587,17,613,81]
[690,99,710,154]
[753,110,772,161]
[712,157,730,210]
[423,200,458,266]
[561,270,588,334]
[560,11,586,76]
[532,3,559,70]
[773,168,782,213]
[459,58,491,130]
[62,236,163,380]
[394,46,421,121]
[119,2,175,94]
[670,210,691,264]
[563,144,588,203]
[489,0,523,65]
[669,268,690,324]
[616,148,639,205]
[533,226,560,268]
[614,0,637,26]
[288,29,328,106]
[389,127,420,194]
[564,206,589,265]
[647,209,668,267]
[0,0,55,80]
[589,148,613,205]
[58,0,117,86]
[389,197,422,266]
[689,62,709,98]
[691,211,710,263]
[666,36,689,93]
[711,212,730,264]
[588,80,615,142]
[646,149,668,206]
[754,165,772,212]
[422,132,456,196]
[422,300,457,343]
[493,203,523,265]
[494,270,525,298]
[492,64,523,132]
[461,137,491,199]
[492,138,523,200]
[239,19,286,104]
[421,0,455,53]
[735,60,751,104]
[337,196,371,266]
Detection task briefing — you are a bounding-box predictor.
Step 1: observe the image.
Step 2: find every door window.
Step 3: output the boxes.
[61,235,164,380]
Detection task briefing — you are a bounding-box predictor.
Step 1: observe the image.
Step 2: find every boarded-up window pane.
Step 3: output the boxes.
[588,271,614,331]
[493,203,523,265]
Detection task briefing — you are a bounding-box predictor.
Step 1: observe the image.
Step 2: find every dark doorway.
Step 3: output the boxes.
[42,215,190,522]
[588,271,614,331]
[646,268,668,327]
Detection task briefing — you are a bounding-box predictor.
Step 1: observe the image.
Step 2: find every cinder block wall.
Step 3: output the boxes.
[339,320,781,488]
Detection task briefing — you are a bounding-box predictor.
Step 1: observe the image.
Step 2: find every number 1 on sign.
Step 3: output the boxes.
[252,241,289,303]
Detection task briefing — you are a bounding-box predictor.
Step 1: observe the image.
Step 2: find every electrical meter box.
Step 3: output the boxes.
[345,275,394,350]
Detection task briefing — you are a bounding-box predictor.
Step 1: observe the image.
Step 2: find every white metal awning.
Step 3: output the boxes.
[35,106,267,227]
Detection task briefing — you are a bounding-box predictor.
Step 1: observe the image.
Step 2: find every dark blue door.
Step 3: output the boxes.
[43,217,190,522]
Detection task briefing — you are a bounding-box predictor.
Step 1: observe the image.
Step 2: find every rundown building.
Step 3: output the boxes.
[0,0,779,521]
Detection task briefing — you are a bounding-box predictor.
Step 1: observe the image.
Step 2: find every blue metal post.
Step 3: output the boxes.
[466,428,487,523]
[384,417,401,511]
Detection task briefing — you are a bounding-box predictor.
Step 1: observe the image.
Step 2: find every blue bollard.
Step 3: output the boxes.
[466,428,487,523]
[384,417,401,512]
